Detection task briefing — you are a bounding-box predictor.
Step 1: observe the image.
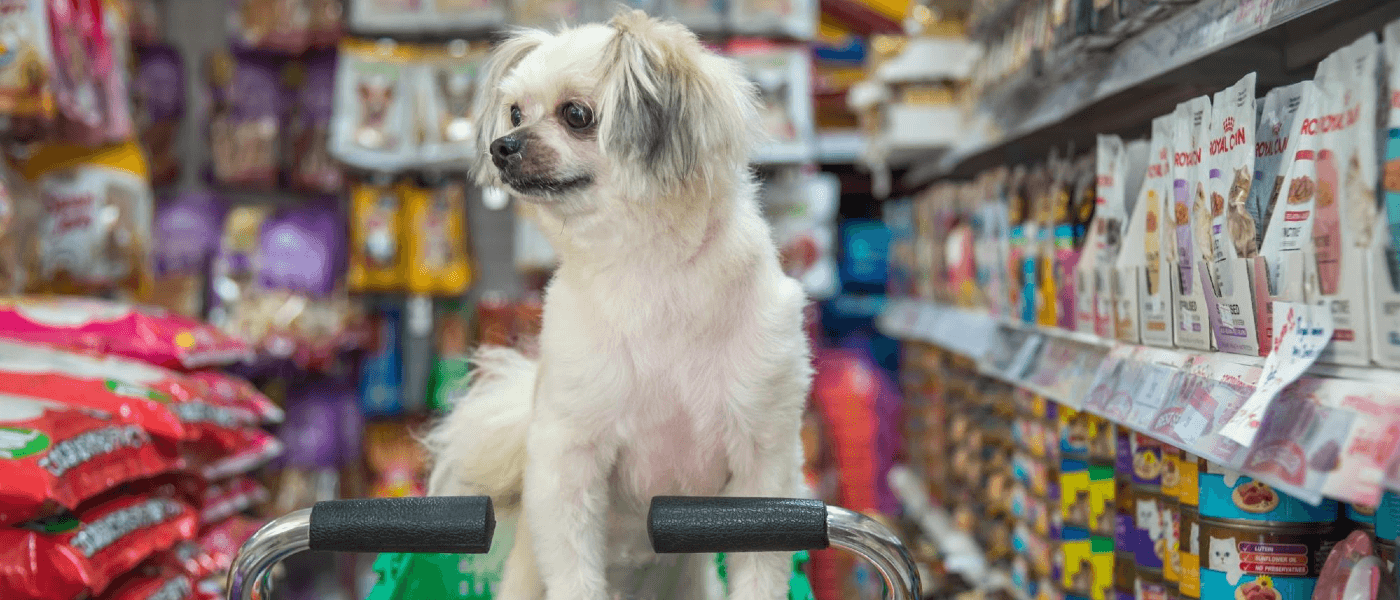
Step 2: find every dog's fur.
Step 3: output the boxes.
[424,11,812,600]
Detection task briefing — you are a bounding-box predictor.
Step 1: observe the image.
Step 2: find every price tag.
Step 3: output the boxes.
[1220,302,1334,447]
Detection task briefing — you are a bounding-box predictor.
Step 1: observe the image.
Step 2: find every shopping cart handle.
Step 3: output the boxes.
[310,496,495,553]
[228,496,494,600]
[648,496,828,553]
[648,496,921,600]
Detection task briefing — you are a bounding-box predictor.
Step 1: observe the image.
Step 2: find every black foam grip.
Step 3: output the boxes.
[648,496,829,553]
[309,496,495,554]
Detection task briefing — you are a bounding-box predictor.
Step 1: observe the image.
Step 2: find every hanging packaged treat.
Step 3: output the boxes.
[349,179,405,292]
[15,141,153,298]
[228,0,310,54]
[0,0,55,141]
[50,0,134,147]
[151,192,224,318]
[403,179,471,295]
[133,45,185,187]
[206,50,283,190]
[331,38,416,172]
[358,307,403,417]
[207,204,270,328]
[415,42,485,168]
[665,0,725,34]
[285,50,342,194]
[347,0,504,35]
[728,0,815,40]
[0,166,38,295]
[729,40,815,163]
[252,202,352,365]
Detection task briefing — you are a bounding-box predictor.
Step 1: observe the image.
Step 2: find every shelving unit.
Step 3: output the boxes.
[878,299,1400,508]
[901,0,1400,187]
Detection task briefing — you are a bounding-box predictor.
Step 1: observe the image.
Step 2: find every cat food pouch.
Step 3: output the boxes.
[0,393,179,526]
[1313,37,1381,294]
[331,39,416,171]
[1259,82,1324,300]
[1385,23,1400,280]
[207,50,283,190]
[1173,97,1213,296]
[1249,82,1310,256]
[151,192,224,318]
[285,49,342,194]
[0,494,197,598]
[349,179,405,292]
[228,0,310,54]
[17,142,154,298]
[0,0,55,140]
[133,45,184,187]
[0,297,248,369]
[403,179,471,295]
[416,42,485,168]
[1207,74,1257,270]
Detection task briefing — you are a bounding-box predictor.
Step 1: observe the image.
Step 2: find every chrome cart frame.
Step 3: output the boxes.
[227,496,921,600]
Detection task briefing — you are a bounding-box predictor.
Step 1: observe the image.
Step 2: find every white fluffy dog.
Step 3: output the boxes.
[425,10,813,600]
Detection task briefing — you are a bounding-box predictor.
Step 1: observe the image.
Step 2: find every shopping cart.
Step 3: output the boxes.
[227,496,922,600]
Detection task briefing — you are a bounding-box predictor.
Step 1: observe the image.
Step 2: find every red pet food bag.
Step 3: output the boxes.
[0,392,179,526]
[0,297,250,369]
[0,494,198,599]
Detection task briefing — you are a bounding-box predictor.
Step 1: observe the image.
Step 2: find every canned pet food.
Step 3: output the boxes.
[1062,529,1113,600]
[1131,433,1163,488]
[1345,503,1376,531]
[1198,517,1342,600]
[1063,459,1115,534]
[1378,492,1400,542]
[1062,407,1092,458]
[1089,416,1116,464]
[1115,548,1136,600]
[1116,476,1135,551]
[1128,486,1167,571]
[1178,506,1201,599]
[1136,568,1168,600]
[1160,448,1183,500]
[1160,498,1181,587]
[1177,453,1199,507]
[1198,459,1338,524]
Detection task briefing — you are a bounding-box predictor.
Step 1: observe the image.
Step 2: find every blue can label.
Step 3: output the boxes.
[1198,466,1337,523]
[1128,489,1167,570]
[1346,503,1377,528]
[1378,492,1400,540]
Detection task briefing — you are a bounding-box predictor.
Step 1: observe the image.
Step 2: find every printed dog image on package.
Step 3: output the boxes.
[1170,96,1214,350]
[331,38,416,172]
[416,42,486,168]
[403,179,472,296]
[349,179,405,292]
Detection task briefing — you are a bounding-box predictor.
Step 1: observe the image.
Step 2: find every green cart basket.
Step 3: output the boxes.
[226,496,918,600]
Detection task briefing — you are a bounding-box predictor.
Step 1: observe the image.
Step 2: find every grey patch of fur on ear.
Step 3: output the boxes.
[472,29,552,186]
[597,10,761,196]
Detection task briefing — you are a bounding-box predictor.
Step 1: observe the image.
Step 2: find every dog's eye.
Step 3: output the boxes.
[560,102,594,130]
[510,105,523,127]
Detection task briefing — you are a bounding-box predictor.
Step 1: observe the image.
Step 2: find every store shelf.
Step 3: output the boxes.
[879,299,1400,507]
[901,0,1400,188]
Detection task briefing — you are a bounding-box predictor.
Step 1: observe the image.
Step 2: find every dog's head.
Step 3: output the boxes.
[473,11,759,210]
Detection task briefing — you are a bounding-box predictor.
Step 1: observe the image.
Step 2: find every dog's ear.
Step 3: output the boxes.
[473,29,550,185]
[598,10,759,190]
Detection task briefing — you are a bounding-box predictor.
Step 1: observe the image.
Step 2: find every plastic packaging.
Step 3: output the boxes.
[404,179,471,295]
[330,39,415,172]
[286,50,343,194]
[349,179,405,292]
[151,192,224,318]
[416,43,486,168]
[206,50,283,190]
[0,495,198,599]
[0,0,56,141]
[346,0,505,36]
[228,0,310,54]
[48,0,134,146]
[133,45,184,187]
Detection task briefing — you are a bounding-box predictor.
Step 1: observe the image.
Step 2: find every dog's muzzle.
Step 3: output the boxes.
[491,134,524,170]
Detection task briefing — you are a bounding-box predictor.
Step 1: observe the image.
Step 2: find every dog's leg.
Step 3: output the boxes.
[498,508,544,600]
[721,434,803,600]
[523,413,616,600]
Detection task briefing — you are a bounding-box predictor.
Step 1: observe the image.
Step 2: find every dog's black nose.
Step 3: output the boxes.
[491,135,524,168]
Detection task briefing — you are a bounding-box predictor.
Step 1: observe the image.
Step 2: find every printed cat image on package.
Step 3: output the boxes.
[416,42,486,168]
[16,141,154,299]
[1136,115,1177,348]
[331,39,416,173]
[1308,34,1379,366]
[1258,81,1323,308]
[349,179,405,292]
[403,179,471,296]
[0,0,56,140]
[1170,96,1214,350]
[1203,73,1261,356]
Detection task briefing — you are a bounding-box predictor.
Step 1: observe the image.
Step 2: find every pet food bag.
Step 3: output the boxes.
[350,179,407,292]
[48,0,134,146]
[133,45,185,187]
[207,50,284,190]
[331,39,417,172]
[286,49,343,194]
[227,0,311,54]
[403,179,472,296]
[151,192,225,318]
[0,0,56,141]
[416,42,487,168]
